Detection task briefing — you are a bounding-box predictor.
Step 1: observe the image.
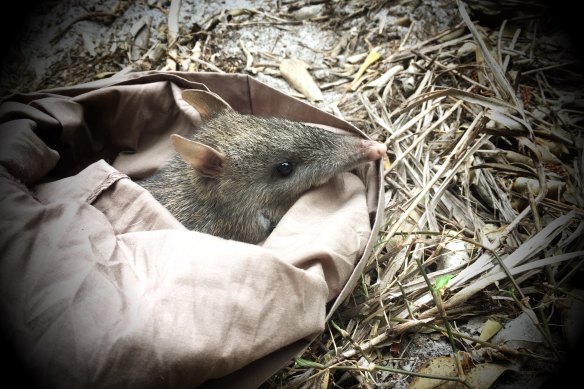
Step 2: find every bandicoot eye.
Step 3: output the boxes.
[275,161,294,177]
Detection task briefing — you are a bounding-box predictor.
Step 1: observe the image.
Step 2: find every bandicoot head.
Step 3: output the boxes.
[141,89,386,244]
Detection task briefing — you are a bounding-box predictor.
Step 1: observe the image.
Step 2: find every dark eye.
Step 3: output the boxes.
[275,161,294,177]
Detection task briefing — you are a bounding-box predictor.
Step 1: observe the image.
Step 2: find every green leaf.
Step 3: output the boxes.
[294,357,324,369]
[434,275,453,290]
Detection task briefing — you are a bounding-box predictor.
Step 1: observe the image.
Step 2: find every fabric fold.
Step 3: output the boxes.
[0,71,382,388]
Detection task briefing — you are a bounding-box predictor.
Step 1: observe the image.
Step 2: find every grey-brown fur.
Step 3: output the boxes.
[141,92,385,244]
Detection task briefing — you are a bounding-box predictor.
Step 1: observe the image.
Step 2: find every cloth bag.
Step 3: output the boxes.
[0,71,384,388]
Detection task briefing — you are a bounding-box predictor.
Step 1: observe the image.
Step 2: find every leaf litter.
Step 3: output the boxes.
[1,0,583,388]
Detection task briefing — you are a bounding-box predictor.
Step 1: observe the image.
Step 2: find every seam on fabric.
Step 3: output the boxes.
[86,171,128,204]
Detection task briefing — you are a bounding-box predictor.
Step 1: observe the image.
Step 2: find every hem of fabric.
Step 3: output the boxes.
[86,171,128,204]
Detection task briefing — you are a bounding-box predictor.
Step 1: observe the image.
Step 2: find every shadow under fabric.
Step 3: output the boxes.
[0,71,384,388]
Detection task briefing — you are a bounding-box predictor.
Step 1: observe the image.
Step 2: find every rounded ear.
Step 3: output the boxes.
[182,89,232,119]
[170,134,225,177]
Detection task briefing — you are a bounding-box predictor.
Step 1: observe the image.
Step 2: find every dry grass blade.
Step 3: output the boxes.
[265,1,584,388]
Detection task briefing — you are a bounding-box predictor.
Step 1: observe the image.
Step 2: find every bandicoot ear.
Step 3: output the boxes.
[182,89,232,119]
[170,134,225,177]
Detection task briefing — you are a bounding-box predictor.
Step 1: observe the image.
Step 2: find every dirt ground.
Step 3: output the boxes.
[1,0,583,388]
[0,1,460,102]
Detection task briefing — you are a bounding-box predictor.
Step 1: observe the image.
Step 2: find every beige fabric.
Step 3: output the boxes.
[0,72,383,388]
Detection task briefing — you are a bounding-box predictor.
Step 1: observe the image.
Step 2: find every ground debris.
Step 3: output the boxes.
[1,1,583,388]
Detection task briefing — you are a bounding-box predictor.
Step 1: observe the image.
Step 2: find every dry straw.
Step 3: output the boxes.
[260,1,584,387]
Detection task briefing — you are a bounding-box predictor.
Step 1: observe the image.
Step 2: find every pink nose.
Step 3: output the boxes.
[362,140,387,161]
